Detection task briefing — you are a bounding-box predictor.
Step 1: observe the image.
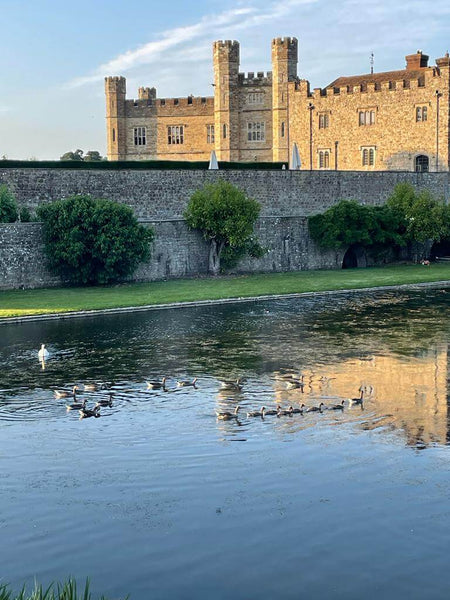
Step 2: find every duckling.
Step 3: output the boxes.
[146,377,167,390]
[220,378,243,391]
[54,385,78,400]
[328,400,345,410]
[66,398,86,411]
[277,406,294,416]
[291,404,305,414]
[306,402,325,413]
[349,390,364,406]
[216,405,240,420]
[95,393,114,408]
[247,406,266,418]
[79,405,101,419]
[38,344,49,361]
[177,377,198,388]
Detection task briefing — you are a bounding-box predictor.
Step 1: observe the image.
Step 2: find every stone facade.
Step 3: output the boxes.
[105,39,450,172]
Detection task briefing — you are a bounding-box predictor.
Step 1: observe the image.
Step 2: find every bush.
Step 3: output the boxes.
[184,180,261,274]
[37,195,154,285]
[0,184,18,222]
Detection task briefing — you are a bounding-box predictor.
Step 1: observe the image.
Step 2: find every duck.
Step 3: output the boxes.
[286,375,305,390]
[349,389,364,406]
[216,405,240,420]
[219,378,243,391]
[83,383,99,392]
[54,385,79,400]
[38,344,49,361]
[79,405,101,419]
[95,393,114,408]
[263,407,279,416]
[247,406,266,417]
[177,377,198,388]
[66,398,86,411]
[146,377,167,390]
[327,400,345,410]
[291,404,305,414]
[277,406,294,416]
[306,402,325,413]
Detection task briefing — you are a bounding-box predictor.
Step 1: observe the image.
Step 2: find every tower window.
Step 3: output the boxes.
[281,122,285,138]
[318,149,330,169]
[223,124,227,139]
[247,122,265,142]
[112,128,116,142]
[207,124,215,144]
[416,106,428,122]
[318,113,329,129]
[361,146,376,166]
[167,125,184,145]
[247,92,264,104]
[133,127,146,146]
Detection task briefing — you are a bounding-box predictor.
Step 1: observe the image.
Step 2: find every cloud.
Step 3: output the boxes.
[66,0,319,89]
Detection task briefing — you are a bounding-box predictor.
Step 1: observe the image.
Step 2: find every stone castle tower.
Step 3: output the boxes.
[105,38,450,172]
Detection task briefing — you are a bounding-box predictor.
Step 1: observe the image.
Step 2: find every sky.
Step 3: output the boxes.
[0,0,449,159]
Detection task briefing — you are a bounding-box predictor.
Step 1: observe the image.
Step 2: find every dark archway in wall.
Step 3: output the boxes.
[342,245,367,269]
[430,240,450,260]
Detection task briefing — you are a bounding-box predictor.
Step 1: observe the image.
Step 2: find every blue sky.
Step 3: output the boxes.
[0,0,449,159]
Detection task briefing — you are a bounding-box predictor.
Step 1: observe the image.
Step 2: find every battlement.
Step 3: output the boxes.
[213,40,240,62]
[272,37,298,49]
[105,76,126,94]
[238,71,272,85]
[138,87,156,100]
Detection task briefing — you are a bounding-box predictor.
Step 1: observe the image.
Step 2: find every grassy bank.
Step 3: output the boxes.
[0,579,126,600]
[1,264,450,319]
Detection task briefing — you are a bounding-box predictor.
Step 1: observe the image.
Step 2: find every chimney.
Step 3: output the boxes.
[405,51,429,70]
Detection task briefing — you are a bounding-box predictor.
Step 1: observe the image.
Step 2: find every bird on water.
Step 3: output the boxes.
[38,344,49,361]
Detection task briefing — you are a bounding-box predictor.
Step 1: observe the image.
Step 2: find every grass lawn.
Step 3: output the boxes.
[1,264,450,319]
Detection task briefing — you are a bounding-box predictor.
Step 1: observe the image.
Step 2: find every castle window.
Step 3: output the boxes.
[319,113,329,129]
[361,146,376,167]
[167,125,184,145]
[223,124,227,139]
[247,92,264,105]
[281,122,285,138]
[359,110,375,126]
[247,122,265,142]
[416,106,428,122]
[415,155,429,172]
[318,149,330,169]
[112,128,116,143]
[207,124,215,144]
[133,127,146,146]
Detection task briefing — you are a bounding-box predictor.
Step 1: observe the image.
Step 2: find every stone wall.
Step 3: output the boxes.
[1,168,449,221]
[0,218,341,290]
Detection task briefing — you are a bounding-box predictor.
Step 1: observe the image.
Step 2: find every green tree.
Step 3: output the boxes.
[0,184,18,222]
[37,195,154,285]
[84,150,104,162]
[184,180,262,275]
[60,149,84,161]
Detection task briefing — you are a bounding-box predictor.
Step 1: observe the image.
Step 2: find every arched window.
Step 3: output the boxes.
[369,148,375,166]
[319,151,324,168]
[415,155,429,172]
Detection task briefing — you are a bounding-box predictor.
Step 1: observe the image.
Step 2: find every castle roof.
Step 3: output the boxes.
[327,68,433,90]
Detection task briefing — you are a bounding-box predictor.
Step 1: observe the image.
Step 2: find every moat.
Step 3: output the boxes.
[1,288,450,599]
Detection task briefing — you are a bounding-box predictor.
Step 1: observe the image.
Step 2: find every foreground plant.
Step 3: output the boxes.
[0,578,128,600]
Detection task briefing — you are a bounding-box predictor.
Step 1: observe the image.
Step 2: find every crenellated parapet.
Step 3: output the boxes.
[238,71,273,85]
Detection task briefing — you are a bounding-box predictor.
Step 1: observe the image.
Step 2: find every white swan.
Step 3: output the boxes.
[38,344,49,361]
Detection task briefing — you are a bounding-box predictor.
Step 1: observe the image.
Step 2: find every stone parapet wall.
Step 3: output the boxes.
[0,218,341,291]
[0,168,449,221]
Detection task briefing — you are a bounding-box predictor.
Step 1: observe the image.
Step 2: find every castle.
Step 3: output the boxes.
[105,38,450,172]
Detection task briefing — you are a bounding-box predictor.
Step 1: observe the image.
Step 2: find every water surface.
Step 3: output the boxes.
[1,288,450,599]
